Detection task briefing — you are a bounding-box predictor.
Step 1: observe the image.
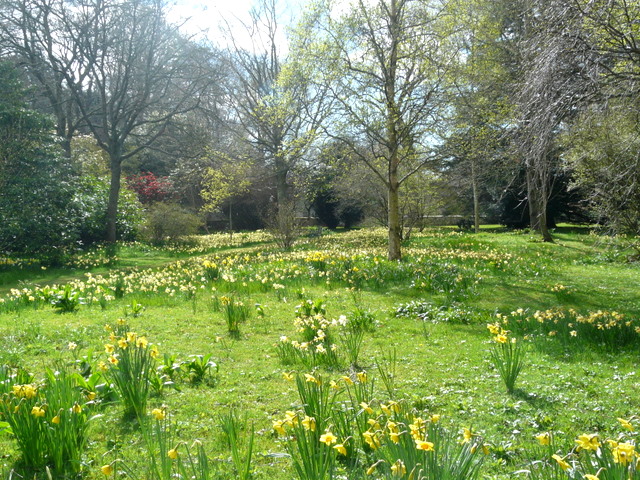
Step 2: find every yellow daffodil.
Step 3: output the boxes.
[51,415,60,424]
[535,432,551,445]
[333,443,347,455]
[302,416,316,432]
[319,431,337,446]
[341,375,354,385]
[552,454,570,471]
[304,373,320,385]
[391,459,406,477]
[168,448,179,460]
[104,344,115,354]
[612,442,635,465]
[282,371,294,381]
[356,371,367,383]
[584,475,599,480]
[461,427,473,444]
[150,345,159,358]
[273,419,286,436]
[152,408,166,420]
[617,417,634,431]
[575,433,599,451]
[430,414,441,423]
[360,402,374,414]
[71,403,82,414]
[415,439,435,451]
[31,406,45,417]
[101,465,113,476]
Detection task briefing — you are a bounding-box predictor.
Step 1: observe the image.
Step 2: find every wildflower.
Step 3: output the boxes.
[117,339,128,349]
[552,454,570,471]
[136,336,148,349]
[333,444,347,455]
[98,361,108,372]
[415,439,434,451]
[86,391,97,401]
[304,373,320,385]
[319,431,337,446]
[461,427,473,444]
[570,330,577,337]
[363,430,380,449]
[535,432,551,446]
[584,475,599,480]
[68,342,78,350]
[391,459,406,477]
[341,375,354,385]
[101,465,113,476]
[612,442,635,465]
[430,414,441,423]
[12,384,37,399]
[108,355,119,365]
[273,419,286,436]
[575,433,599,451]
[72,403,82,414]
[381,403,391,415]
[152,408,166,420]
[617,417,634,431]
[302,416,316,432]
[150,345,159,358]
[168,448,179,460]
[31,406,46,417]
[282,371,294,381]
[356,371,368,383]
[104,344,115,354]
[495,334,508,344]
[51,415,60,424]
[360,402,374,414]
[366,463,377,475]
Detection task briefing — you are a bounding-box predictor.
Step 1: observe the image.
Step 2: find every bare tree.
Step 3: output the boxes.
[219,0,329,207]
[298,0,457,260]
[1,0,217,242]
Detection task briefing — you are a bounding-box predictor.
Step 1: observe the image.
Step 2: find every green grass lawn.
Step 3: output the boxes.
[0,227,639,480]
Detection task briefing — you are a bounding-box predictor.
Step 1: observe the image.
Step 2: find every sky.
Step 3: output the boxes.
[166,0,306,49]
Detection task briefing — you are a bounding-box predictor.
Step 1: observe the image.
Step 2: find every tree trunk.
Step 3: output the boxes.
[275,156,289,207]
[471,158,480,233]
[525,165,540,231]
[106,154,122,243]
[388,172,402,261]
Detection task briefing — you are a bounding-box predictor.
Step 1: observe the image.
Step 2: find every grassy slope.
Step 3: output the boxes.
[0,227,639,479]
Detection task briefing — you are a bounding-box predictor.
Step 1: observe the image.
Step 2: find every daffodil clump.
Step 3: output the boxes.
[103,320,158,419]
[530,417,639,480]
[276,300,348,368]
[487,322,527,394]
[0,367,98,474]
[495,307,640,349]
[272,371,486,480]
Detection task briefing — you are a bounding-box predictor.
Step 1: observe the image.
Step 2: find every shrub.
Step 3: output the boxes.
[142,202,203,244]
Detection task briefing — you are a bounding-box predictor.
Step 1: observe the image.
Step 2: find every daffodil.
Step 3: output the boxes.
[415,439,435,451]
[273,419,286,436]
[552,454,570,471]
[333,443,347,455]
[535,432,551,445]
[51,415,60,424]
[391,459,406,477]
[617,417,634,431]
[31,406,45,417]
[612,442,635,465]
[302,416,316,432]
[101,465,113,476]
[319,431,337,445]
[152,408,166,420]
[575,433,599,451]
[282,371,294,381]
[360,402,374,414]
[168,448,179,460]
